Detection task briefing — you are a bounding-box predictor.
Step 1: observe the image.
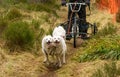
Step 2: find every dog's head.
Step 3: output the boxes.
[44,35,53,45]
[52,36,62,44]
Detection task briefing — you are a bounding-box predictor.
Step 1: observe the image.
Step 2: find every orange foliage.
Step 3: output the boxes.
[98,0,120,22]
[98,0,119,14]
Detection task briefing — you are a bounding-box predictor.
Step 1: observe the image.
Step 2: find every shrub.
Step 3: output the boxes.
[4,21,35,50]
[16,0,27,3]
[46,27,53,35]
[26,3,58,17]
[0,18,8,36]
[1,0,59,17]
[1,0,27,5]
[31,19,45,41]
[35,28,45,48]
[31,19,45,46]
[95,22,117,38]
[116,9,120,23]
[5,8,22,20]
[91,62,120,77]
[31,19,40,30]
[76,35,120,62]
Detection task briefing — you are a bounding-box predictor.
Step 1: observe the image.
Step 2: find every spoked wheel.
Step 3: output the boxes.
[73,26,77,48]
[92,23,98,35]
[73,32,77,48]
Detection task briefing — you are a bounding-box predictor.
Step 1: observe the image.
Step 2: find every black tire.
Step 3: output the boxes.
[92,23,97,35]
[93,23,98,35]
[73,32,76,48]
[73,27,77,48]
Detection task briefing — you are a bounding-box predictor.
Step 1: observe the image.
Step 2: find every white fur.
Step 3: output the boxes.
[52,26,66,39]
[52,35,67,67]
[41,35,53,63]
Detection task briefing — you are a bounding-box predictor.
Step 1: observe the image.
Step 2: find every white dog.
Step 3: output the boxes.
[41,35,54,63]
[52,35,67,67]
[52,26,66,39]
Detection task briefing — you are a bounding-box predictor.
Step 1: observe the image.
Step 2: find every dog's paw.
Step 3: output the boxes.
[63,62,66,64]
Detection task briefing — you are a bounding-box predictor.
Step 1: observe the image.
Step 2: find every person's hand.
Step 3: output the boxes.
[61,0,66,6]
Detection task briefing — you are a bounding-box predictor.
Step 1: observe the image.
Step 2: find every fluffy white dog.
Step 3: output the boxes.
[41,35,54,63]
[52,35,67,67]
[52,26,66,39]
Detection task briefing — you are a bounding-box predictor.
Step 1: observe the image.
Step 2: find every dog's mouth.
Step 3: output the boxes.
[54,40,60,44]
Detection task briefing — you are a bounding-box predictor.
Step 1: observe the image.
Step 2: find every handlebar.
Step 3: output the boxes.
[66,3,86,12]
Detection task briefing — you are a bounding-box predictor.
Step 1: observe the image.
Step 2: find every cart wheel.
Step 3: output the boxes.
[92,23,98,35]
[73,32,76,48]
[73,26,77,48]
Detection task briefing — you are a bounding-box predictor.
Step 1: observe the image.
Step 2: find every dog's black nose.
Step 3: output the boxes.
[47,41,51,44]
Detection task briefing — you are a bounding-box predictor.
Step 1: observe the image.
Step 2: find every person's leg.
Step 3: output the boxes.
[78,5,86,22]
[77,5,88,38]
[77,6,85,33]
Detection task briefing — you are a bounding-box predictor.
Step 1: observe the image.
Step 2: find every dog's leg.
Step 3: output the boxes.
[58,56,62,67]
[43,52,47,62]
[55,55,62,67]
[55,55,58,65]
[43,50,49,63]
[46,53,50,65]
[63,52,66,64]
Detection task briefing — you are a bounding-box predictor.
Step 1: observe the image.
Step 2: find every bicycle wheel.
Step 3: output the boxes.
[93,23,98,35]
[73,26,77,48]
[73,32,77,48]
[91,23,97,35]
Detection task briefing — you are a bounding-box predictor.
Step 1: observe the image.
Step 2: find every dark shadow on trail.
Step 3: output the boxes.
[39,71,57,77]
[39,63,60,77]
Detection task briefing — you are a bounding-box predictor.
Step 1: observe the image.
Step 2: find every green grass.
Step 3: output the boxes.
[0,0,60,17]
[91,62,120,77]
[75,22,119,62]
[0,18,8,36]
[46,27,53,35]
[116,9,120,23]
[4,21,35,51]
[76,35,120,62]
[94,22,117,38]
[5,8,22,20]
[31,19,45,52]
[25,3,59,17]
[31,19,41,30]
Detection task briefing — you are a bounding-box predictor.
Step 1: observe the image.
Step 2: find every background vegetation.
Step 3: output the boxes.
[4,21,35,51]
[0,0,120,77]
[75,23,120,62]
[0,0,59,52]
[91,62,120,77]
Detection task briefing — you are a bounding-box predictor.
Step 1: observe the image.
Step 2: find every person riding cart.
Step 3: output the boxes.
[61,0,90,39]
